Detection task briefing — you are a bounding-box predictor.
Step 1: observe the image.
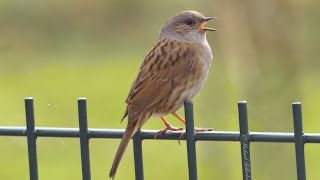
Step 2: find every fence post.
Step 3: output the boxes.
[184,100,198,180]
[78,98,91,180]
[133,129,144,180]
[238,101,252,180]
[292,102,306,180]
[25,97,39,180]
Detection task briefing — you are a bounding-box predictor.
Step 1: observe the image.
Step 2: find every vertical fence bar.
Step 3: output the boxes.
[238,101,252,180]
[133,129,144,180]
[184,100,198,180]
[292,102,306,180]
[78,98,91,180]
[25,97,39,180]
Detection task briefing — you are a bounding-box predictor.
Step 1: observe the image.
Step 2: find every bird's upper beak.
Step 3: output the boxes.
[197,17,217,32]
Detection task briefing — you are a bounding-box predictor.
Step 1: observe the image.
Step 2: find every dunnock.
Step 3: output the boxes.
[110,10,216,179]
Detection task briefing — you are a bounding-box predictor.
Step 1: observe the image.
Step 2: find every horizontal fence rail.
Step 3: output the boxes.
[2,127,320,142]
[0,97,318,180]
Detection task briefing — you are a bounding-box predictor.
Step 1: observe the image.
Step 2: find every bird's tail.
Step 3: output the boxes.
[109,121,138,179]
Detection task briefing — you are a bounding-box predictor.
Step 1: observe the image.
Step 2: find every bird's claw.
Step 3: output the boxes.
[194,127,214,132]
[154,127,184,139]
[177,127,214,145]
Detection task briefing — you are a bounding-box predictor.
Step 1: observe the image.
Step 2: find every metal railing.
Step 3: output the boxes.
[0,97,319,180]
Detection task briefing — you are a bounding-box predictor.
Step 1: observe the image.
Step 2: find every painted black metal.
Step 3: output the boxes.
[25,97,39,180]
[133,129,144,180]
[238,101,251,180]
[78,98,91,180]
[292,103,306,180]
[185,100,198,180]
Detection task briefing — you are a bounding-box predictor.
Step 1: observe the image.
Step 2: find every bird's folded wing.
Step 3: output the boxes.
[125,39,196,122]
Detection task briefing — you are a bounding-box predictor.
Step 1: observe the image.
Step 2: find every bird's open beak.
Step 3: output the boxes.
[197,17,217,32]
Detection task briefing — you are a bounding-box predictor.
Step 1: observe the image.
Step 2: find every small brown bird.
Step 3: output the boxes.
[109,10,216,178]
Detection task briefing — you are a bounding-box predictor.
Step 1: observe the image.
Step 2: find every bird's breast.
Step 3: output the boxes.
[150,39,213,116]
[185,41,213,97]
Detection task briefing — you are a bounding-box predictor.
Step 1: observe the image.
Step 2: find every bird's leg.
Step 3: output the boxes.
[172,112,186,124]
[154,117,184,138]
[172,112,214,131]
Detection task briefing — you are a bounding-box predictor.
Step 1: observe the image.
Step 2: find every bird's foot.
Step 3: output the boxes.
[178,127,214,144]
[154,126,184,139]
[194,127,214,132]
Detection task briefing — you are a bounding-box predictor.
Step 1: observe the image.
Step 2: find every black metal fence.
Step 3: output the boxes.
[0,97,319,180]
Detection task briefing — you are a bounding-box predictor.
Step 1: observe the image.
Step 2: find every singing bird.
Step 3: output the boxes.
[109,10,216,178]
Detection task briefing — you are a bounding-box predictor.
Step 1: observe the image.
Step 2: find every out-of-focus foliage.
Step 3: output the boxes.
[0,0,320,179]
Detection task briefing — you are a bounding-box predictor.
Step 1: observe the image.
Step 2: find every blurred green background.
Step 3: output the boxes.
[1,0,320,179]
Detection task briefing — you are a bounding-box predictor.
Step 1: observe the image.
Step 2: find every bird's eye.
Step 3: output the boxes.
[185,19,194,26]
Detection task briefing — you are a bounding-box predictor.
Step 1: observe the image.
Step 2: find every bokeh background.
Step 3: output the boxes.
[1,0,320,179]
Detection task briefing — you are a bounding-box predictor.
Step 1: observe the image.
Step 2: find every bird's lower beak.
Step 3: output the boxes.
[197,17,217,32]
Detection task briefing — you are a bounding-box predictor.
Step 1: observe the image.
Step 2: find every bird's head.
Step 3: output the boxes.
[160,10,217,41]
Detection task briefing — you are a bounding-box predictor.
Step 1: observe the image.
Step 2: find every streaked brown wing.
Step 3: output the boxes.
[125,38,196,121]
